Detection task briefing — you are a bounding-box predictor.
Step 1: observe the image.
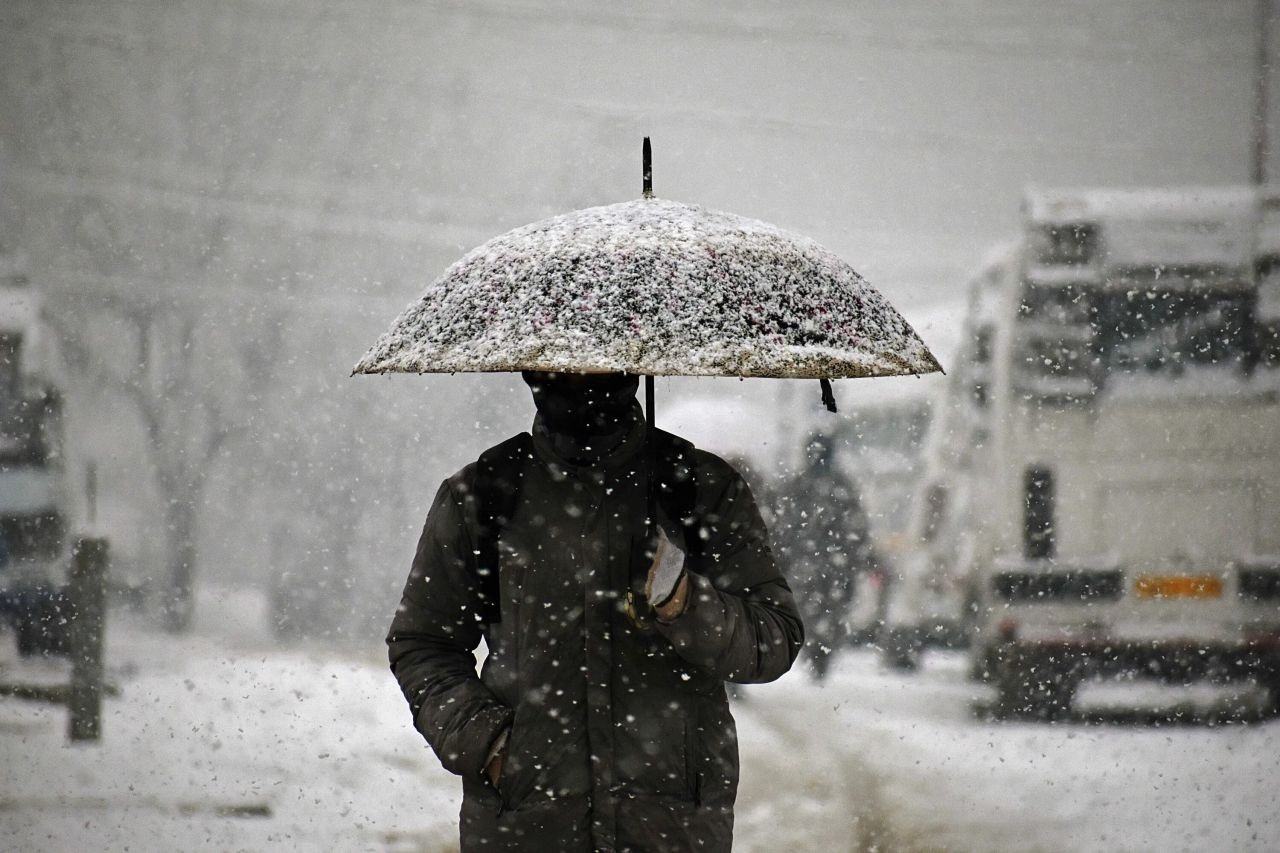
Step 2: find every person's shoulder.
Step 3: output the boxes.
[442,433,533,494]
[655,429,744,485]
[691,447,739,479]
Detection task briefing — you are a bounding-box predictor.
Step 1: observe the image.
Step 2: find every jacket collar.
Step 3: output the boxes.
[531,401,647,476]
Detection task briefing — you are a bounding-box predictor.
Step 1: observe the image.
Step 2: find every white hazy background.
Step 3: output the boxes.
[0,3,1277,851]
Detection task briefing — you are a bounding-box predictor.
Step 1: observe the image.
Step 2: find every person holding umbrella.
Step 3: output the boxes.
[386,367,799,851]
[360,142,941,851]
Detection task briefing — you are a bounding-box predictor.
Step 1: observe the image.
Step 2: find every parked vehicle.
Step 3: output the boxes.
[0,247,76,655]
[883,187,1280,717]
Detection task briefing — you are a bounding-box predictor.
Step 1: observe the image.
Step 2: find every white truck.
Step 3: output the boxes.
[883,187,1280,717]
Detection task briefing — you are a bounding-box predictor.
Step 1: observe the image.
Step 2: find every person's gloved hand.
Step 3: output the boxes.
[646,524,689,620]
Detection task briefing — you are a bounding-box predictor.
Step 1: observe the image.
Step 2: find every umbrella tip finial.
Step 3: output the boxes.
[642,137,653,199]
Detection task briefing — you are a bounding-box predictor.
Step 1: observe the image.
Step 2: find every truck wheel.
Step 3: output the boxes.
[958,590,984,653]
[969,643,1001,683]
[1260,659,1280,718]
[994,647,1078,721]
[881,627,921,672]
[15,610,39,657]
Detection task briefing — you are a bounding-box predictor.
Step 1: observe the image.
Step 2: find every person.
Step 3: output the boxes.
[387,371,803,852]
[773,432,876,681]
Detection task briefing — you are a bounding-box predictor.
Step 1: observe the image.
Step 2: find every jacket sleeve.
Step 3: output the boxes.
[654,456,804,683]
[386,478,512,778]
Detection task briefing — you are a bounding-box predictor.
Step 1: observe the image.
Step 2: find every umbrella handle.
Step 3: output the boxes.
[633,373,657,628]
[645,374,655,431]
[641,139,653,529]
[645,374,656,527]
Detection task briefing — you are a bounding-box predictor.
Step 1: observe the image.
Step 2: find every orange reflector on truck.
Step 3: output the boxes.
[1134,575,1222,599]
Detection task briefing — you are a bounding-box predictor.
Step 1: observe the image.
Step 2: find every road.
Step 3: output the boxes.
[1,587,1277,851]
[733,650,1280,852]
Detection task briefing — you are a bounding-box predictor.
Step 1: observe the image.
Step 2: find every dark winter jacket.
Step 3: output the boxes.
[387,413,803,852]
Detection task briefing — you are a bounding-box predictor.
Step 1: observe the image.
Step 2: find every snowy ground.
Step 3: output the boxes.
[2,586,1277,852]
[737,656,1279,852]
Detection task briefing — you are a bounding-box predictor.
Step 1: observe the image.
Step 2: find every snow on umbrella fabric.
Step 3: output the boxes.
[353,198,941,380]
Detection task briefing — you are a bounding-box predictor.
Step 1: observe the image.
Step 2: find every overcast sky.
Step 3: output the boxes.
[1,0,1270,314]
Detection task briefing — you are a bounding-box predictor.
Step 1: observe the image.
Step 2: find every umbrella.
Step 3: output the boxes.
[356,140,943,626]
[353,140,943,412]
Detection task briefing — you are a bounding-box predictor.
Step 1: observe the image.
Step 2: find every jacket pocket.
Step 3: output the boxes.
[684,716,702,806]
[614,713,691,799]
[696,698,739,806]
[497,700,590,809]
[496,703,531,809]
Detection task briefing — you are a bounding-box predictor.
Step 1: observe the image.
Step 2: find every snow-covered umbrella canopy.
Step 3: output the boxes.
[354,197,941,380]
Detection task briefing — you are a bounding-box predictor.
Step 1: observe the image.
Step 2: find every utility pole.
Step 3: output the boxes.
[1253,0,1274,186]
[68,537,108,741]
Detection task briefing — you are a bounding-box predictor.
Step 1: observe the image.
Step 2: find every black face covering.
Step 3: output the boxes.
[522,371,641,438]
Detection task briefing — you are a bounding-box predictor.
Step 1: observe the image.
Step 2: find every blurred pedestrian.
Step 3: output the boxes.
[774,432,876,681]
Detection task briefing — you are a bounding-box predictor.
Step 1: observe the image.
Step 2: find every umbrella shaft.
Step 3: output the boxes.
[642,137,653,198]
[646,374,656,531]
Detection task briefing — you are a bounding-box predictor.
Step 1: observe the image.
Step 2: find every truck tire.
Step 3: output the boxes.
[13,591,72,656]
[881,627,921,672]
[993,645,1078,721]
[15,609,39,656]
[969,643,1002,683]
[1260,658,1280,718]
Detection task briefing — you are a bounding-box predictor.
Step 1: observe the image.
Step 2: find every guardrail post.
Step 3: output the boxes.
[67,537,108,742]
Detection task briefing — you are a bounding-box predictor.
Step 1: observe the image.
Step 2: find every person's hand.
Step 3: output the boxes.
[485,750,503,787]
[485,728,509,787]
[646,525,689,621]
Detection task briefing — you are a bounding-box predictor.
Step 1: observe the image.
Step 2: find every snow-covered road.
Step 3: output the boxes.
[2,587,1277,852]
[738,653,1279,852]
